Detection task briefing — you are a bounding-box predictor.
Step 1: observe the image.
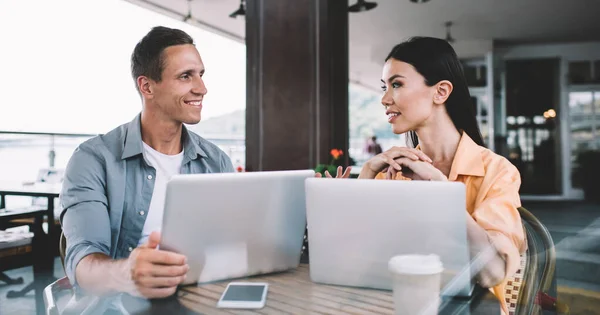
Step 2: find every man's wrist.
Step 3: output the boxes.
[111,257,137,295]
[85,255,135,295]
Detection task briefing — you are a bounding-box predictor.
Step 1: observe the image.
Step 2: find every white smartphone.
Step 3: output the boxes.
[217,282,269,309]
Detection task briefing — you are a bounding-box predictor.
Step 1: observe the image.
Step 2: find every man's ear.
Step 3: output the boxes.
[433,80,453,105]
[137,76,153,99]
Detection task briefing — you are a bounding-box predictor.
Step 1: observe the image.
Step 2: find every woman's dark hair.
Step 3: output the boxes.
[385,37,484,147]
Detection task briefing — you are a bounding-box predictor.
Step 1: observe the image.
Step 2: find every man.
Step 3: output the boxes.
[60,26,234,299]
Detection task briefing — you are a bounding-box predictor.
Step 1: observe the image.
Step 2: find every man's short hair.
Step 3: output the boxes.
[130,26,195,89]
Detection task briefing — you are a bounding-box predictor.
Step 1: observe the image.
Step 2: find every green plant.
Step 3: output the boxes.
[314,149,344,176]
[572,150,600,202]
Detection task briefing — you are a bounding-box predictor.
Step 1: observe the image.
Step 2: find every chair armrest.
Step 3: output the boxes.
[44,277,72,315]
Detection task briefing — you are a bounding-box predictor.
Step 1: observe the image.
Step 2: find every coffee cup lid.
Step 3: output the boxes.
[388,254,443,275]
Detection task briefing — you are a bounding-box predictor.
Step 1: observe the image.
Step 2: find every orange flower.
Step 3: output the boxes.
[330,149,343,160]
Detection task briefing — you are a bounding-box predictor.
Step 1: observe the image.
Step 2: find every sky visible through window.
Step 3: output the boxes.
[0,0,246,134]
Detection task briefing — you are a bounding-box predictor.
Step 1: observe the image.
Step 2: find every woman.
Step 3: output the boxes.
[328,37,525,314]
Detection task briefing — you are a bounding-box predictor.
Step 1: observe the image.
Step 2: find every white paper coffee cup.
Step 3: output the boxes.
[388,254,443,315]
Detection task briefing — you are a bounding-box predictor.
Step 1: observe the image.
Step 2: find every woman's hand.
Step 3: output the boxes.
[359,147,432,179]
[385,157,448,181]
[315,166,352,178]
[465,216,507,288]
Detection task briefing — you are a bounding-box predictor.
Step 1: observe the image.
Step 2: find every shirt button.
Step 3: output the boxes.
[139,211,145,216]
[128,246,133,252]
[147,175,153,180]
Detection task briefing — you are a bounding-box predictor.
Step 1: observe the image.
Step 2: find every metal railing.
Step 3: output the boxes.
[0,131,97,169]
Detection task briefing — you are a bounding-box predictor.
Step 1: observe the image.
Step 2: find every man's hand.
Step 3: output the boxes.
[315,166,352,178]
[127,231,189,298]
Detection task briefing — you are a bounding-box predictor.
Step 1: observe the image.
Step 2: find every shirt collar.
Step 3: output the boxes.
[121,113,208,160]
[447,132,486,181]
[121,114,143,160]
[181,125,208,160]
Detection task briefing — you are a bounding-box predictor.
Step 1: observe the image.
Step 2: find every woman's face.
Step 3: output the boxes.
[380,59,437,134]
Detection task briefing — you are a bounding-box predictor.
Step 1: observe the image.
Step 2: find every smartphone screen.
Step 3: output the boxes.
[221,284,266,302]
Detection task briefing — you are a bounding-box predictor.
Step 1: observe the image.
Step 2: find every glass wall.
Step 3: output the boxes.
[0,0,247,181]
[504,58,561,195]
[569,90,600,188]
[348,83,404,168]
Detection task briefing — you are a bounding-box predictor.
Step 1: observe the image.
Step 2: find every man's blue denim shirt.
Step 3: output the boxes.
[60,114,234,285]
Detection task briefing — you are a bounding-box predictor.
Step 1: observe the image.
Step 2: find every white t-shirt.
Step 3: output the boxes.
[138,142,184,245]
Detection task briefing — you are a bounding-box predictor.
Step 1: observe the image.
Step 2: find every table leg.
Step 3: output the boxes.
[6,213,49,314]
[47,196,57,244]
[0,272,24,285]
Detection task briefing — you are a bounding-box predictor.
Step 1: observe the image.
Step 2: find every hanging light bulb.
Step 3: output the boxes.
[229,0,246,18]
[445,21,456,43]
[183,0,193,22]
[348,0,378,13]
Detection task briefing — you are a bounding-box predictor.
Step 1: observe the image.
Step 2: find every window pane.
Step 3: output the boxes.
[596,92,600,149]
[569,61,592,84]
[569,91,596,189]
[480,119,489,146]
[571,115,593,141]
[569,92,593,115]
[571,140,594,189]
[348,83,401,166]
[463,64,487,87]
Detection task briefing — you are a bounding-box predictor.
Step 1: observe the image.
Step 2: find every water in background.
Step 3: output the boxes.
[0,133,405,190]
[0,134,245,208]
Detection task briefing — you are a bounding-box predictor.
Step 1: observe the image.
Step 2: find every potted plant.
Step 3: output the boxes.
[314,149,345,177]
[573,150,600,203]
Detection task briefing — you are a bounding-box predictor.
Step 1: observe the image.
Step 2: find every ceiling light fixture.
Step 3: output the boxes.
[348,0,378,13]
[183,0,193,22]
[409,0,430,3]
[229,0,245,19]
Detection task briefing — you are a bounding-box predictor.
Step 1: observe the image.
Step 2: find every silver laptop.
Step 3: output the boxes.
[161,170,314,285]
[305,178,474,297]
